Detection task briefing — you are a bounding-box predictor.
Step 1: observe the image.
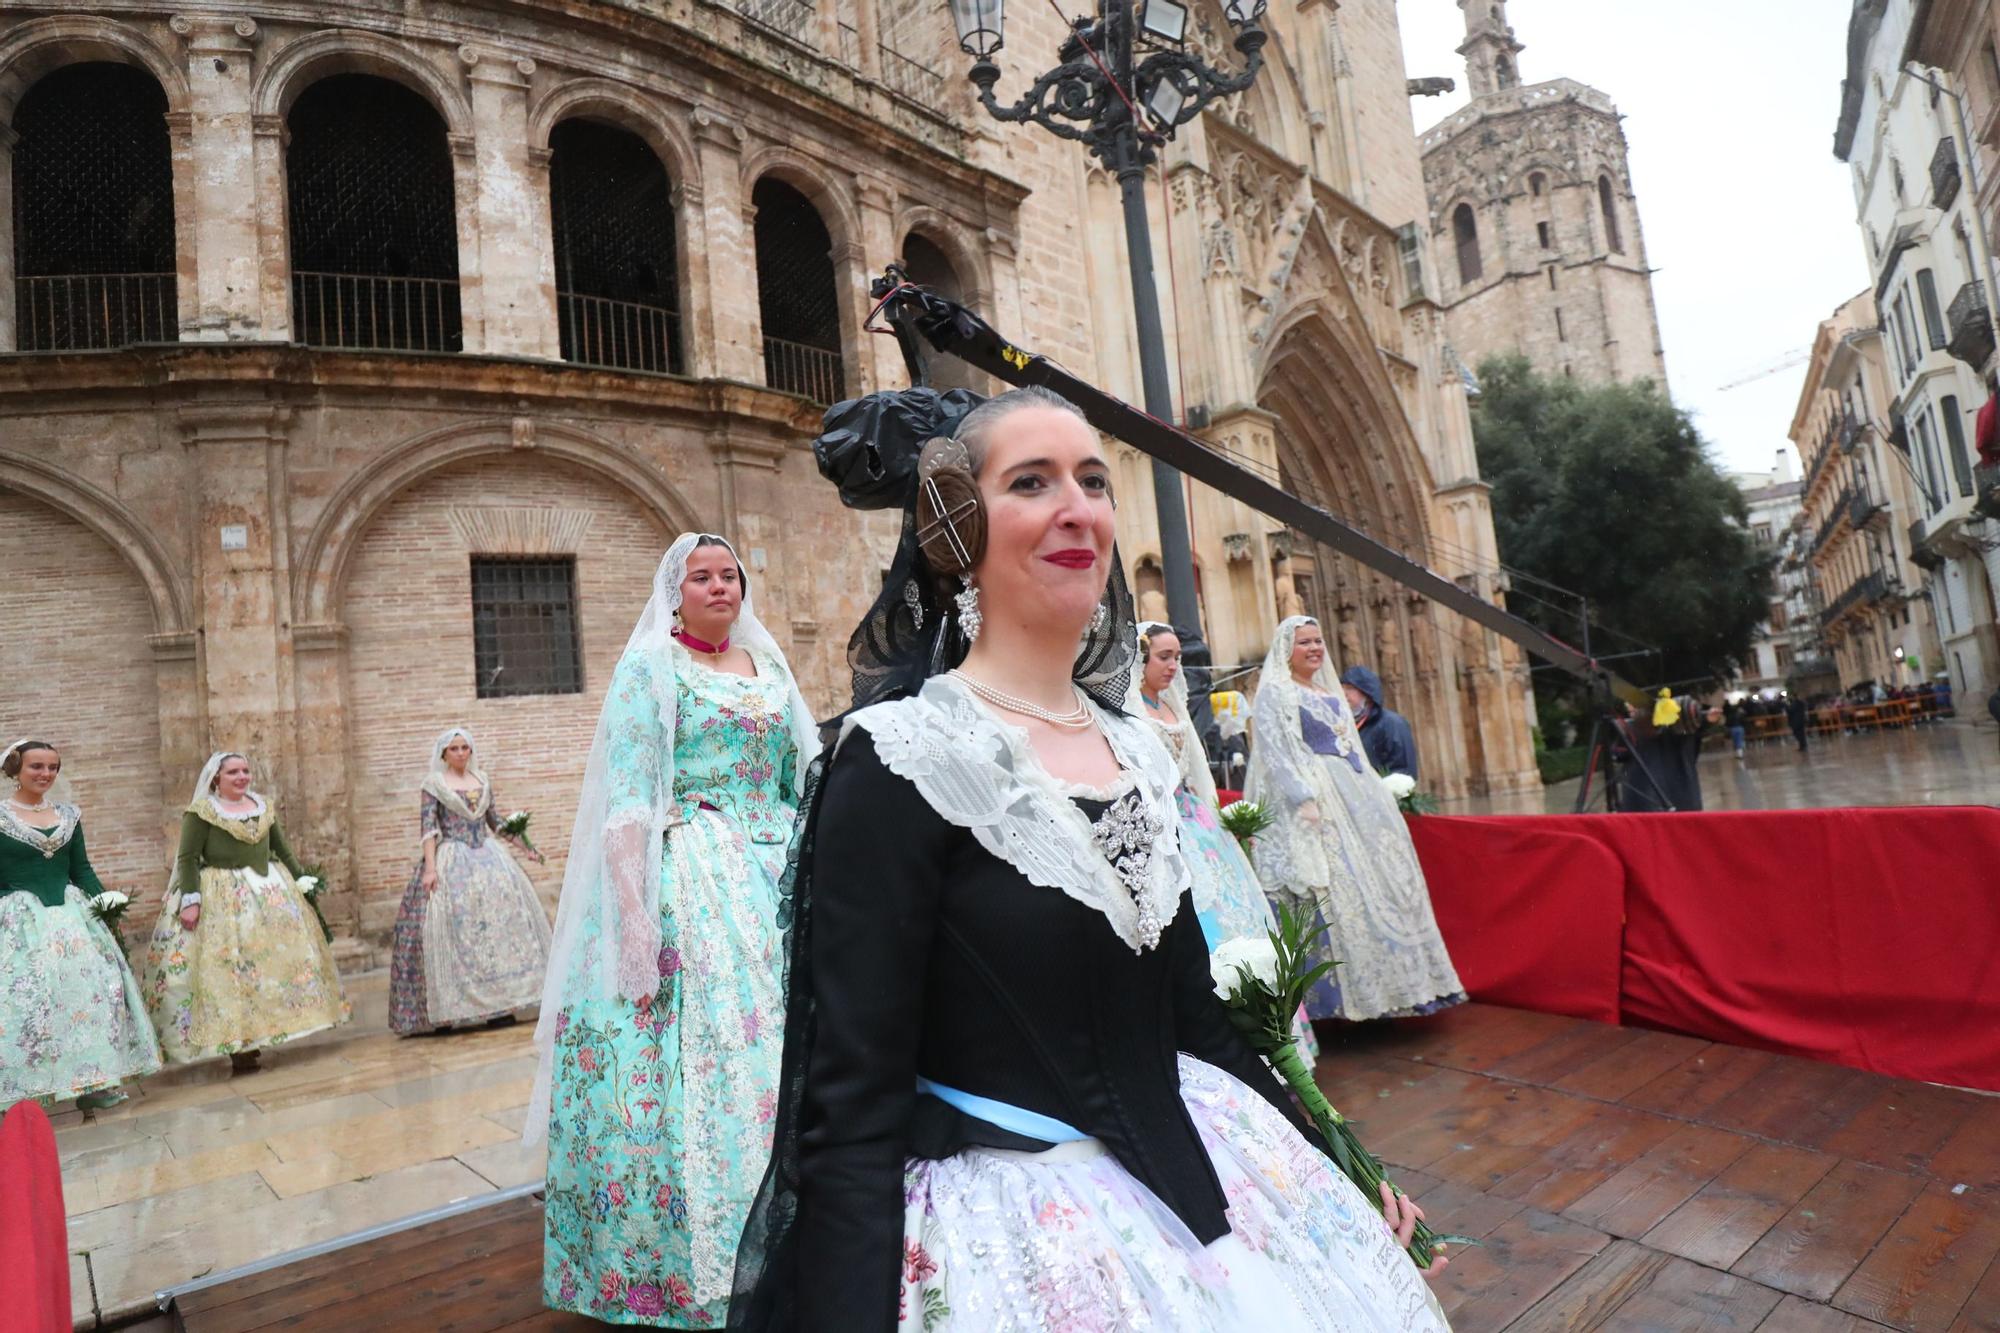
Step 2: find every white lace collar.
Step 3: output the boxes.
[846,674,1189,953]
[0,800,78,853]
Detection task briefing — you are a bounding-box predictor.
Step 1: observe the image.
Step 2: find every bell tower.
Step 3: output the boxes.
[1458,0,1524,97]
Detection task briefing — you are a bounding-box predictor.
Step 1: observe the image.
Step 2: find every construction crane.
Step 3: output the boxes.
[1716,347,1810,392]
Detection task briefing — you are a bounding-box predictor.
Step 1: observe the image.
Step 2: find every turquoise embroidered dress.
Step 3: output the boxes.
[544,645,800,1327]
[0,805,161,1103]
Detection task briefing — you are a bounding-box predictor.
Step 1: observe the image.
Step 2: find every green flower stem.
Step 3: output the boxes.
[1266,1034,1448,1270]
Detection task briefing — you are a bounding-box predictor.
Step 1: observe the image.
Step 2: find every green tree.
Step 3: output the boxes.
[1470,356,1775,690]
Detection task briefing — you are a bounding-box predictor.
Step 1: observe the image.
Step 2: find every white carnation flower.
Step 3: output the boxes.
[90,890,129,910]
[295,875,320,896]
[1381,772,1417,799]
[1210,936,1281,998]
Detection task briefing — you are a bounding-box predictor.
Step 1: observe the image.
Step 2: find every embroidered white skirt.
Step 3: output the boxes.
[895,1055,1452,1331]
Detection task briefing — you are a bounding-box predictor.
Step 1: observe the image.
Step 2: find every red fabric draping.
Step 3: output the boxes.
[0,1100,71,1332]
[1406,816,1624,1024]
[1977,393,1999,467]
[1407,808,2000,1093]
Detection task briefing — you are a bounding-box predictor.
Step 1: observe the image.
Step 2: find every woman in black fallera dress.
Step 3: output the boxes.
[730,387,1450,1331]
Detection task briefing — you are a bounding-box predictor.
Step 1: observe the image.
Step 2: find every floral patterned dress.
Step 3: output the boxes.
[1141,712,1318,1061]
[1252,689,1463,1022]
[138,797,351,1061]
[0,805,161,1102]
[544,646,799,1327]
[389,782,551,1035]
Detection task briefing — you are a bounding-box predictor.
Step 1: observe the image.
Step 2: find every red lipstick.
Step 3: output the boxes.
[1042,549,1097,569]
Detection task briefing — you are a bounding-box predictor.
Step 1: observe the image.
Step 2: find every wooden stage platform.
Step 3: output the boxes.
[156,1003,1999,1332]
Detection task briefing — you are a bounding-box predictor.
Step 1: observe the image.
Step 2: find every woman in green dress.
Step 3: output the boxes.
[138,752,350,1073]
[0,739,160,1109]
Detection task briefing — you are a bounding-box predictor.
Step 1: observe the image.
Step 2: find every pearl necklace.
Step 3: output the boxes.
[949,670,1095,730]
[7,795,51,813]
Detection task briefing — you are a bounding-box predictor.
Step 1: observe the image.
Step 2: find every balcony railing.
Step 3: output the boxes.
[1932,134,1962,210]
[1839,410,1864,454]
[15,272,176,351]
[1848,489,1887,530]
[1813,484,1855,554]
[879,42,947,103]
[763,334,844,403]
[558,292,682,375]
[1820,569,1889,627]
[736,0,816,44]
[1946,280,1995,368]
[291,272,463,353]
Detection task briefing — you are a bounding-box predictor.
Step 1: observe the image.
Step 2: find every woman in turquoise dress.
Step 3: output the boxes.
[1126,626,1317,1061]
[531,533,817,1327]
[0,739,161,1110]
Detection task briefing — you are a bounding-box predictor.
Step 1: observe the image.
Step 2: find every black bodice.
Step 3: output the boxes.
[791,733,1320,1330]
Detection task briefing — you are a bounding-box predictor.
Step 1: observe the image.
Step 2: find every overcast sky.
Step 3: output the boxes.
[1396,1,1868,479]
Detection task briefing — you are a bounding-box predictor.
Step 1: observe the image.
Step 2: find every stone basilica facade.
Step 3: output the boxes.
[1419,0,1666,387]
[0,0,1538,966]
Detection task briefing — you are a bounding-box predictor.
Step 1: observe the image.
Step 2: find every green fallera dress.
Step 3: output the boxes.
[0,803,161,1102]
[137,797,351,1061]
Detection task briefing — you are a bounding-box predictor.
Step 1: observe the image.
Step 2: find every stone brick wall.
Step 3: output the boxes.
[339,454,665,950]
[0,492,167,905]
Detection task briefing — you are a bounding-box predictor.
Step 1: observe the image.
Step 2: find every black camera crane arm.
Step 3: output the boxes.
[869,271,1629,695]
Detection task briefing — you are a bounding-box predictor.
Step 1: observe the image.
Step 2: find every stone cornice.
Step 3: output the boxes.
[0,343,823,436]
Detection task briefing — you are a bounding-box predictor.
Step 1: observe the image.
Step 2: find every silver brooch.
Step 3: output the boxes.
[1091,789,1165,948]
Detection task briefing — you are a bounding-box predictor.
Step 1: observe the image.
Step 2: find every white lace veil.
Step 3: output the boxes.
[420,726,489,823]
[528,532,818,1144]
[1123,624,1219,810]
[3,736,76,807]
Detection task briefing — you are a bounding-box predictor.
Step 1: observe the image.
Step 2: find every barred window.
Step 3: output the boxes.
[551,118,683,374]
[471,557,582,698]
[754,177,844,402]
[287,74,462,352]
[12,63,178,351]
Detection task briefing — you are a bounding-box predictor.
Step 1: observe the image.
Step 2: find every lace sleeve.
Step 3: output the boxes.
[1252,685,1315,807]
[603,654,664,821]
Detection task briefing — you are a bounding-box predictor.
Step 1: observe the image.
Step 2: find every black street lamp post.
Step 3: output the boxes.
[945,0,1268,645]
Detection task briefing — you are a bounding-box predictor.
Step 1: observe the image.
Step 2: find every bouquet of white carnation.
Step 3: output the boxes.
[88,890,132,952]
[1212,904,1464,1271]
[294,866,334,943]
[1378,770,1437,815]
[499,810,538,855]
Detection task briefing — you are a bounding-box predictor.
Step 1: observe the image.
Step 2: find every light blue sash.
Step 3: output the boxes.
[915,1076,1088,1143]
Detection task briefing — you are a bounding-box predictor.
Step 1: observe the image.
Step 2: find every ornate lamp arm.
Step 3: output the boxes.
[1137,25,1266,132]
[968,56,1113,147]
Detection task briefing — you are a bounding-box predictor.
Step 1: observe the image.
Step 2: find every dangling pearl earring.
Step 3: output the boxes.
[903,578,925,631]
[954,577,982,642]
[671,609,684,634]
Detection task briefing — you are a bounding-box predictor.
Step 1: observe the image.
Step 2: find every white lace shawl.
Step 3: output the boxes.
[843,674,1189,954]
[419,725,491,832]
[0,800,79,855]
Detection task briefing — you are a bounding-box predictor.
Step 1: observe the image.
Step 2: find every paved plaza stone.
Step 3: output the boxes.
[1458,720,2000,816]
